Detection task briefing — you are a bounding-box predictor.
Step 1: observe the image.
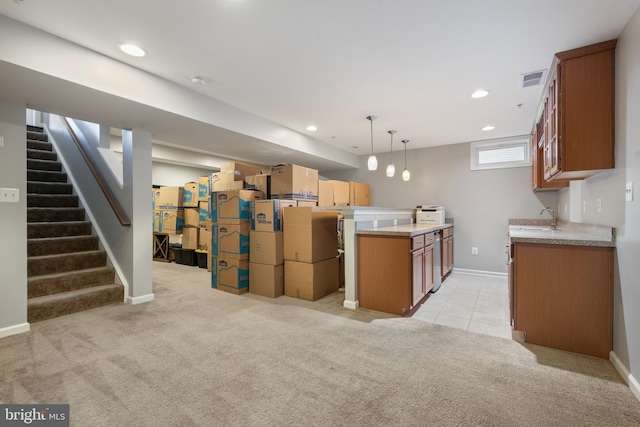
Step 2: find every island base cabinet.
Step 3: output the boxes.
[513,243,613,359]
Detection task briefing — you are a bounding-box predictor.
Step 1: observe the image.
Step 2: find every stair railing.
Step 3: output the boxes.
[60,117,131,226]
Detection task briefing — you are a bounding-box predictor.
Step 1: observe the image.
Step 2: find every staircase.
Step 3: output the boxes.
[26,125,124,322]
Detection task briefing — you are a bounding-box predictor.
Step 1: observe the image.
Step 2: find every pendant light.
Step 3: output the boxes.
[366,115,378,171]
[386,130,396,177]
[402,139,411,181]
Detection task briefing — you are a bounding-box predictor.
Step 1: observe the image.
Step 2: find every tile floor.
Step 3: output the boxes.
[412,272,512,339]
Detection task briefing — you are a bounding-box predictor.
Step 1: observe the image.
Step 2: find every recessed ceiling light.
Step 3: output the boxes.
[118,43,146,57]
[191,76,207,85]
[306,125,317,131]
[471,89,489,98]
[482,125,495,131]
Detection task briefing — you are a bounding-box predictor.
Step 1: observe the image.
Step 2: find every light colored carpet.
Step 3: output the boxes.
[1,262,639,426]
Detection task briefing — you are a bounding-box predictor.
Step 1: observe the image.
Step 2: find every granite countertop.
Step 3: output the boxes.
[357,223,452,237]
[508,219,615,247]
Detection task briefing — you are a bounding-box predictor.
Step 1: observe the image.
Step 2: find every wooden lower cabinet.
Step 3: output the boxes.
[358,232,434,316]
[511,242,613,358]
[441,226,454,280]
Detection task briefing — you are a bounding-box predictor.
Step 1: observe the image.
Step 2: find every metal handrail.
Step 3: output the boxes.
[60,117,131,226]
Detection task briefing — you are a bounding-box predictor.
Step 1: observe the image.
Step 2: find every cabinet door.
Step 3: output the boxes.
[448,235,454,272]
[547,74,560,178]
[412,247,425,306]
[508,244,515,327]
[424,244,434,293]
[441,237,449,278]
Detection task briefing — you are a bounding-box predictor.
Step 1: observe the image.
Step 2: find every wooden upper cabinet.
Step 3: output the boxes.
[542,39,616,181]
[532,121,568,191]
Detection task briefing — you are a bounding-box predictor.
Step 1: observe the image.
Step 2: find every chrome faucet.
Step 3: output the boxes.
[540,207,557,230]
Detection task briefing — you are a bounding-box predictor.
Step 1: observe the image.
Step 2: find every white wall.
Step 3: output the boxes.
[0,99,28,336]
[152,162,216,187]
[326,141,558,274]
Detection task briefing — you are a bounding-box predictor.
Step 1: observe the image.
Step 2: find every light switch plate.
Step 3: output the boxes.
[626,181,634,202]
[0,188,19,203]
[0,136,4,147]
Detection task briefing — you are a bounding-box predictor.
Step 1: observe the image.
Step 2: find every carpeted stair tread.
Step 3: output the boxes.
[27,148,57,161]
[26,130,48,141]
[27,181,73,195]
[27,221,92,238]
[28,235,99,257]
[27,125,43,132]
[27,194,79,208]
[27,169,68,183]
[27,140,52,151]
[27,158,62,172]
[27,207,85,223]
[28,266,115,298]
[28,250,107,276]
[27,283,124,323]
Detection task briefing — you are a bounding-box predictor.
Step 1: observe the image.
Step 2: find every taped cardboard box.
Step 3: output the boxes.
[198,201,209,227]
[184,208,200,228]
[245,174,270,196]
[211,223,251,260]
[283,207,338,263]
[198,176,210,201]
[318,180,350,207]
[156,187,184,209]
[251,199,296,232]
[250,263,284,298]
[269,164,318,201]
[182,227,199,250]
[210,172,246,191]
[220,161,262,181]
[210,189,265,224]
[211,256,249,294]
[284,257,339,301]
[153,209,185,234]
[199,228,211,251]
[249,231,283,265]
[296,200,317,207]
[152,188,161,210]
[183,182,199,207]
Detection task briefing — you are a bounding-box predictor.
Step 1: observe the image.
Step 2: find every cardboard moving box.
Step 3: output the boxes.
[182,227,199,250]
[220,162,262,180]
[183,182,199,207]
[153,209,184,234]
[269,164,318,201]
[198,201,209,227]
[211,223,251,259]
[349,181,370,206]
[283,207,338,263]
[184,208,200,228]
[198,176,210,201]
[210,189,265,224]
[249,263,284,298]
[284,257,339,301]
[211,257,249,294]
[251,199,296,232]
[199,228,211,251]
[156,187,184,209]
[249,231,283,265]
[319,180,350,206]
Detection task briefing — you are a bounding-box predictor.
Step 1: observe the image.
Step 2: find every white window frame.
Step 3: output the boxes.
[470,136,531,171]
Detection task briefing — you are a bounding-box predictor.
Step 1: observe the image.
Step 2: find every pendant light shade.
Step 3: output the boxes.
[402,139,410,181]
[386,130,396,177]
[366,115,378,171]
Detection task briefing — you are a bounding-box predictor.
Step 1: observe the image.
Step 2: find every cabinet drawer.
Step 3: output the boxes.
[424,232,435,246]
[442,227,451,238]
[412,235,425,250]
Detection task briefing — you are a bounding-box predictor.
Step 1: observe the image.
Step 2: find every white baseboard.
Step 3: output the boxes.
[610,351,640,403]
[126,294,155,305]
[452,268,507,278]
[0,322,30,339]
[343,300,359,310]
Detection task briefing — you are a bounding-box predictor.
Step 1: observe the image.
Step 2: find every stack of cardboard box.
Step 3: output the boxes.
[209,162,265,295]
[182,181,200,251]
[153,187,185,234]
[283,207,339,301]
[318,180,371,207]
[249,199,296,297]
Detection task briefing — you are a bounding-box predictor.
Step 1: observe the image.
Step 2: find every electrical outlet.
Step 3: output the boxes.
[373,220,378,228]
[626,181,634,202]
[471,247,478,256]
[597,198,602,213]
[0,188,19,203]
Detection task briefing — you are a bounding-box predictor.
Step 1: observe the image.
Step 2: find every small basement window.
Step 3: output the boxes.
[470,136,531,170]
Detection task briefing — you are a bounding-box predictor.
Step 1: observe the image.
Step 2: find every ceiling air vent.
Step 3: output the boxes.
[520,69,547,88]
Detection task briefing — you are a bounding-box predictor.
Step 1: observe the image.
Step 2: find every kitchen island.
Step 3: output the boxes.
[508,220,615,358]
[356,222,454,316]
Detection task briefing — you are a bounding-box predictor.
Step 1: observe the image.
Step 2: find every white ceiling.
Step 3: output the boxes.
[1,0,639,172]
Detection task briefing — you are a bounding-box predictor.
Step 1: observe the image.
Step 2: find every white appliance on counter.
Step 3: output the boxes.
[415,205,445,225]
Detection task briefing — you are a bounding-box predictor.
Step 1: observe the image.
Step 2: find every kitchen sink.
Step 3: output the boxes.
[515,225,561,232]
